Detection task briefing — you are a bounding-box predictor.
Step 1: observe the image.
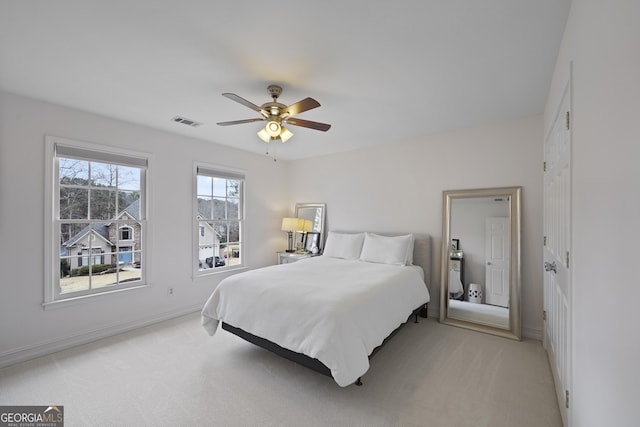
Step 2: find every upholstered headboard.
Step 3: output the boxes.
[410,233,432,287]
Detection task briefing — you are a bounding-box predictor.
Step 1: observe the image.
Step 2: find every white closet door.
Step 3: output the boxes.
[543,76,573,426]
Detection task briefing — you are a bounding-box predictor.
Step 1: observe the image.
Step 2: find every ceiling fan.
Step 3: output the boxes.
[216,85,331,143]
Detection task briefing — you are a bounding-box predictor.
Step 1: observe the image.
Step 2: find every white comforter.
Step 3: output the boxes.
[201,256,430,386]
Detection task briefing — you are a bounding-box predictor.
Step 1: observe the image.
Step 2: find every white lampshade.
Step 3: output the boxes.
[257,122,294,144]
[257,128,271,143]
[280,127,294,143]
[281,217,299,232]
[299,219,312,232]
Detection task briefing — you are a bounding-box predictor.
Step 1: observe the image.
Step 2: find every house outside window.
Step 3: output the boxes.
[194,164,244,274]
[45,136,148,304]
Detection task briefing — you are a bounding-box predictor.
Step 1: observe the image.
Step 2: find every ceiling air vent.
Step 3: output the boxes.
[172,116,202,127]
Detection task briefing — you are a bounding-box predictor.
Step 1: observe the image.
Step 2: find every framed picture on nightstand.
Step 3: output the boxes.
[305,232,320,254]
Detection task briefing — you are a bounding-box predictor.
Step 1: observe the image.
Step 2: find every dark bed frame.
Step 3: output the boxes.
[221,303,428,386]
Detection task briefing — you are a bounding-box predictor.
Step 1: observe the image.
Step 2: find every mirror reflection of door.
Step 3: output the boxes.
[485,217,510,307]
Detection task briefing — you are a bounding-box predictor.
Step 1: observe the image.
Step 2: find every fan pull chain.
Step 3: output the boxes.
[265,142,277,162]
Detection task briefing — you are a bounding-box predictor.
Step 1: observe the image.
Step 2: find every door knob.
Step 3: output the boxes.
[487,262,492,265]
[544,261,557,273]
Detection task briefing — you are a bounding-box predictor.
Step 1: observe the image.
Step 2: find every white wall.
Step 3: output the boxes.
[287,115,543,338]
[0,91,289,367]
[544,1,640,425]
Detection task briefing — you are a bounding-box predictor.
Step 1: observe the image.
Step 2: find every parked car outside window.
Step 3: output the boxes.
[205,256,225,268]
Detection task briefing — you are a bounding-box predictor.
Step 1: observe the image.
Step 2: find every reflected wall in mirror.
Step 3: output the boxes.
[439,187,522,340]
[295,203,327,252]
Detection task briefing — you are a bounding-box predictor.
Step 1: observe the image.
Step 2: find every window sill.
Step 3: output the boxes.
[42,283,149,310]
[194,265,247,280]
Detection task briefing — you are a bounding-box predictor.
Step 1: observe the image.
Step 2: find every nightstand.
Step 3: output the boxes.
[277,252,319,264]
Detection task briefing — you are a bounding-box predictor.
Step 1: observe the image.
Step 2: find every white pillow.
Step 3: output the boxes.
[322,232,365,260]
[406,236,415,265]
[359,233,414,266]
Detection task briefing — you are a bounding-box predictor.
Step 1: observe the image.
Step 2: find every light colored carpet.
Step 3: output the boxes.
[0,312,561,427]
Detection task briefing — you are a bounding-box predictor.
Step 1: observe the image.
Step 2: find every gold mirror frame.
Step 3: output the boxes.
[439,187,522,340]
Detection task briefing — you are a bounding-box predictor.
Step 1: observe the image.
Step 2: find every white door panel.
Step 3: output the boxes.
[544,77,572,426]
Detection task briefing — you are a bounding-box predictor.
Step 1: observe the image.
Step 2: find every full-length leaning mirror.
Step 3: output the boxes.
[439,187,522,340]
[295,203,327,252]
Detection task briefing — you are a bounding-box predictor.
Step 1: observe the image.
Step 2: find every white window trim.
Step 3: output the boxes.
[44,135,152,309]
[193,162,247,279]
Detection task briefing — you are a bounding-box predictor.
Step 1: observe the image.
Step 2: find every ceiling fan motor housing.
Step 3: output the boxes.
[262,101,287,117]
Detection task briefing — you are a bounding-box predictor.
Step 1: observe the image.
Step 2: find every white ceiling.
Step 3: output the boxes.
[0,1,571,160]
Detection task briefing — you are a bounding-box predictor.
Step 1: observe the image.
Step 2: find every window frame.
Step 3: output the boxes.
[44,136,150,308]
[193,162,246,278]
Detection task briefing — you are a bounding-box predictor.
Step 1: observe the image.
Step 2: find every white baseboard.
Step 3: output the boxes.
[0,304,202,369]
[522,325,542,341]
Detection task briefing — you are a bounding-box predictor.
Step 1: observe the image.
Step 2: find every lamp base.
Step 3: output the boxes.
[286,230,294,253]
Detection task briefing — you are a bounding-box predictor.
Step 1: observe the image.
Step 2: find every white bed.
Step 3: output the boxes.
[201,232,430,387]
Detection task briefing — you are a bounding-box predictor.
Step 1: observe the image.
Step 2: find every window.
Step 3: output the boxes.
[81,248,103,266]
[45,136,148,304]
[119,226,133,240]
[195,165,244,274]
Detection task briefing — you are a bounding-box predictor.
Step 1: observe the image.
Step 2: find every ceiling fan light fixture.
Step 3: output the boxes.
[265,120,281,137]
[280,127,293,143]
[257,128,271,143]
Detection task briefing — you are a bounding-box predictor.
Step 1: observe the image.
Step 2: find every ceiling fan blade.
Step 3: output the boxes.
[285,117,331,132]
[217,118,265,126]
[222,93,269,117]
[281,97,321,117]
